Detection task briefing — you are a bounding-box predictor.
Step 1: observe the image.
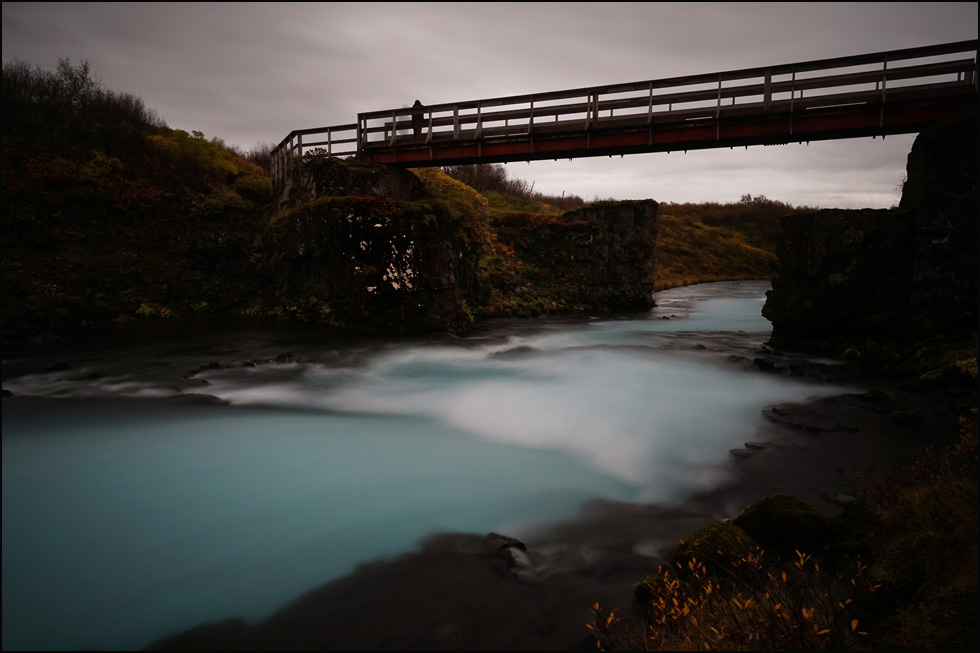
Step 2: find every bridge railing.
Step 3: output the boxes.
[271,40,977,194]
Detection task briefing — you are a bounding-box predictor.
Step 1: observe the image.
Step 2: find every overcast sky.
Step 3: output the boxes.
[3,2,976,208]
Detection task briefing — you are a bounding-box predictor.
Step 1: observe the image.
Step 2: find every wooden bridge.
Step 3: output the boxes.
[271,40,977,194]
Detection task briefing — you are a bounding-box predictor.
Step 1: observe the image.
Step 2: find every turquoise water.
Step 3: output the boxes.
[1,281,836,650]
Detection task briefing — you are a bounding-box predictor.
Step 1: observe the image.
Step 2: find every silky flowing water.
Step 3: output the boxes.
[2,281,843,651]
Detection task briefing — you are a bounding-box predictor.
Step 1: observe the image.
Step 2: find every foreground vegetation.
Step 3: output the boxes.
[589,409,978,650]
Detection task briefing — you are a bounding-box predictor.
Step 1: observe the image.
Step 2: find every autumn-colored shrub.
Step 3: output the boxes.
[591,549,875,651]
[594,412,978,651]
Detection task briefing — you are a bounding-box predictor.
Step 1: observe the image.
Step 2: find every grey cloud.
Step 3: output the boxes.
[2,2,974,207]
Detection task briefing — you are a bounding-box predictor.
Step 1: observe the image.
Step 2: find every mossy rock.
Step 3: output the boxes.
[918,368,947,387]
[732,494,832,552]
[666,521,757,576]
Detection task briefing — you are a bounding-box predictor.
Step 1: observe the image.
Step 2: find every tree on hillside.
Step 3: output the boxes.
[1,57,165,160]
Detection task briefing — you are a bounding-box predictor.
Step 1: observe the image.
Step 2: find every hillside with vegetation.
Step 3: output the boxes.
[1,59,271,345]
[653,195,812,290]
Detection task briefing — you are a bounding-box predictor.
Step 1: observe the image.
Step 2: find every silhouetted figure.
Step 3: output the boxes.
[412,100,423,138]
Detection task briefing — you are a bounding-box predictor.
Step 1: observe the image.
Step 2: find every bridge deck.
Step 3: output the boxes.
[271,40,977,194]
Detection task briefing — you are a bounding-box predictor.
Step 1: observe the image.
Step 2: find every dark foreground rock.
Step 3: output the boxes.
[146,533,621,651]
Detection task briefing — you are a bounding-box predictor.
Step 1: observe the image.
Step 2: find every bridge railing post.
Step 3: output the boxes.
[715,74,722,140]
[789,67,796,135]
[763,69,772,110]
[295,133,303,176]
[646,82,654,125]
[880,54,888,127]
[972,48,978,90]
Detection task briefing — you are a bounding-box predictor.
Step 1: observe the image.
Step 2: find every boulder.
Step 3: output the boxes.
[732,494,833,552]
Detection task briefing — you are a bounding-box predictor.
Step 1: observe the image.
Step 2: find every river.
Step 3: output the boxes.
[3,281,850,650]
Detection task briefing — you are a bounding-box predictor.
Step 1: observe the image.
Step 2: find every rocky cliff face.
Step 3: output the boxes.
[900,111,979,335]
[266,159,659,332]
[762,209,917,349]
[492,201,659,312]
[763,111,978,351]
[268,168,481,333]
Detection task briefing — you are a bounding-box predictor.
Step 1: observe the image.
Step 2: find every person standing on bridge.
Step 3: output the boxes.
[412,100,423,138]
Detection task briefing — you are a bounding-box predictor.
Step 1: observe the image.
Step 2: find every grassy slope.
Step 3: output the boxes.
[653,212,778,291]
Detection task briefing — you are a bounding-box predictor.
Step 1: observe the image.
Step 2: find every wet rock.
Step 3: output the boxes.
[763,403,855,433]
[753,357,776,371]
